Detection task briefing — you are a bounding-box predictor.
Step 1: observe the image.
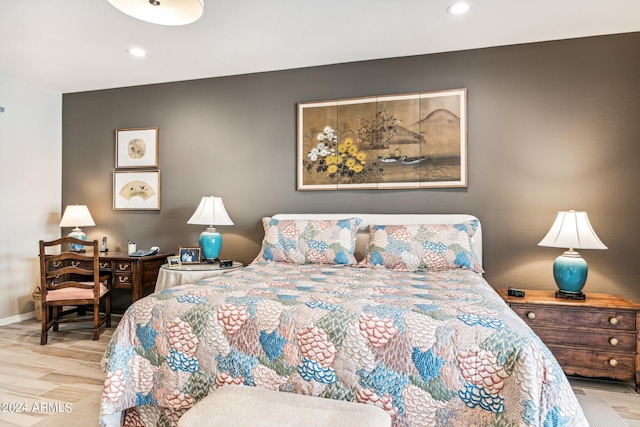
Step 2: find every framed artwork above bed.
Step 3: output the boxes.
[297,88,467,191]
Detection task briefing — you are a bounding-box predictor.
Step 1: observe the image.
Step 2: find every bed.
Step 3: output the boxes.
[100,214,588,426]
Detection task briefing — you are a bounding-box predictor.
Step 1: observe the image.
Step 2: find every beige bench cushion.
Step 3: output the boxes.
[178,385,391,427]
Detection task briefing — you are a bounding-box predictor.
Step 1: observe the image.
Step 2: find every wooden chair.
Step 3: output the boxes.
[39,237,111,345]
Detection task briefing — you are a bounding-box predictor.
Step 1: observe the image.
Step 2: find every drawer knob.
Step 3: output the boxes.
[609,317,619,326]
[527,312,536,320]
[119,265,130,271]
[609,359,618,367]
[118,277,128,283]
[609,337,619,346]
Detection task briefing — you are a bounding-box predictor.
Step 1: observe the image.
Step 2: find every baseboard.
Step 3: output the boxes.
[0,311,122,328]
[0,311,37,327]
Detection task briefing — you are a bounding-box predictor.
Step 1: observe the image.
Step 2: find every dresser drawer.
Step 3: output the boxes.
[510,305,636,331]
[527,325,636,351]
[549,345,636,380]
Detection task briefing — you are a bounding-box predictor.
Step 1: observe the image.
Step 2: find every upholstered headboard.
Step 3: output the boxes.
[271,214,482,266]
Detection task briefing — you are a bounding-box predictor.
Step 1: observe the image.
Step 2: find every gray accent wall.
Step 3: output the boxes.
[62,32,640,303]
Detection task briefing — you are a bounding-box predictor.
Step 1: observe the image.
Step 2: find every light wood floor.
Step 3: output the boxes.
[0,318,639,426]
[0,318,115,426]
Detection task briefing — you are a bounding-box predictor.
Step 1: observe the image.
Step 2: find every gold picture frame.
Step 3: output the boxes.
[113,170,161,210]
[178,247,201,264]
[166,255,181,268]
[115,127,159,169]
[297,88,467,190]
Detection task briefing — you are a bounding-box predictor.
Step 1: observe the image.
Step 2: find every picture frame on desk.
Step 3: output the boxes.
[167,255,181,268]
[178,247,201,264]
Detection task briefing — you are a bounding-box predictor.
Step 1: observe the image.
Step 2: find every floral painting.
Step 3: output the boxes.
[297,89,467,190]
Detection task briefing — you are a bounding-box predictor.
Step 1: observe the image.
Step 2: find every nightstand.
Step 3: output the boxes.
[498,289,640,393]
[155,261,243,292]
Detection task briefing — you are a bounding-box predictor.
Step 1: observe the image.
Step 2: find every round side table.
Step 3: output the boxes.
[155,261,243,292]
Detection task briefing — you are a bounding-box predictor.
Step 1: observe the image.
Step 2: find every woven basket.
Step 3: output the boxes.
[33,287,42,321]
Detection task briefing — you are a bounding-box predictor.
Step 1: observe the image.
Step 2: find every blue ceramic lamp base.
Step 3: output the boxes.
[68,227,87,252]
[199,227,223,262]
[553,250,587,300]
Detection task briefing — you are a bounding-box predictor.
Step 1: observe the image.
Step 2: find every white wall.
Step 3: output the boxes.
[0,75,61,324]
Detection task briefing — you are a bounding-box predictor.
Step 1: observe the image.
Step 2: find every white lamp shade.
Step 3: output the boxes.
[108,0,204,26]
[59,205,95,228]
[538,210,607,250]
[187,196,233,227]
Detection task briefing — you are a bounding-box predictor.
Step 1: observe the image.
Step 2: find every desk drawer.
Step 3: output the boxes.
[47,259,93,271]
[115,261,133,273]
[113,273,132,288]
[98,260,134,273]
[510,305,636,331]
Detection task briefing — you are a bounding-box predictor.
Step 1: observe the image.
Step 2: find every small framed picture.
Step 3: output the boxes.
[115,127,159,169]
[178,247,201,264]
[167,255,181,268]
[113,170,161,210]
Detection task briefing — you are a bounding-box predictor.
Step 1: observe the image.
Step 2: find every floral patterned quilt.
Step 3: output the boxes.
[100,262,587,427]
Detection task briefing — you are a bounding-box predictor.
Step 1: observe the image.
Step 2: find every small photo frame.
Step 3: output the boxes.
[178,247,201,264]
[113,170,161,210]
[167,255,181,268]
[115,127,159,169]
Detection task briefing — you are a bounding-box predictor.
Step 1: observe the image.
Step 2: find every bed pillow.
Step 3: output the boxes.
[254,217,362,265]
[359,220,483,273]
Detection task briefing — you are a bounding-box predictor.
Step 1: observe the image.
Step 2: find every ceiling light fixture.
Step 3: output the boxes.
[108,0,204,26]
[447,2,471,15]
[128,47,147,57]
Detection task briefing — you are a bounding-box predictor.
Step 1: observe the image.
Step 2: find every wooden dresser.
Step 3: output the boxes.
[498,289,640,392]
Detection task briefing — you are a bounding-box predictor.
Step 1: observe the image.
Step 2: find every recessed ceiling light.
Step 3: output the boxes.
[447,2,471,15]
[128,47,147,57]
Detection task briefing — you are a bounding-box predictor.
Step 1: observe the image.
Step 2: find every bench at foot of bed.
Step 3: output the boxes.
[178,385,391,427]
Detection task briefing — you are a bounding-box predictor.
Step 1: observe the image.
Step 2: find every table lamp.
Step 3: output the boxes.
[538,210,607,300]
[60,205,96,252]
[187,196,234,262]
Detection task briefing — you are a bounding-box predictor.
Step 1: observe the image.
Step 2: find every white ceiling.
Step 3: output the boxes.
[1,0,639,94]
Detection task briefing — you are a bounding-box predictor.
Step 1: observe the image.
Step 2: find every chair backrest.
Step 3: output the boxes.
[39,237,101,302]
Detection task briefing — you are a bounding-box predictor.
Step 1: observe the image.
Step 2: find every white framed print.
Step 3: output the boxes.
[113,170,161,211]
[115,127,159,169]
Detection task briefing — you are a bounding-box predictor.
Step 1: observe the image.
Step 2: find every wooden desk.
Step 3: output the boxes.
[98,251,169,303]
